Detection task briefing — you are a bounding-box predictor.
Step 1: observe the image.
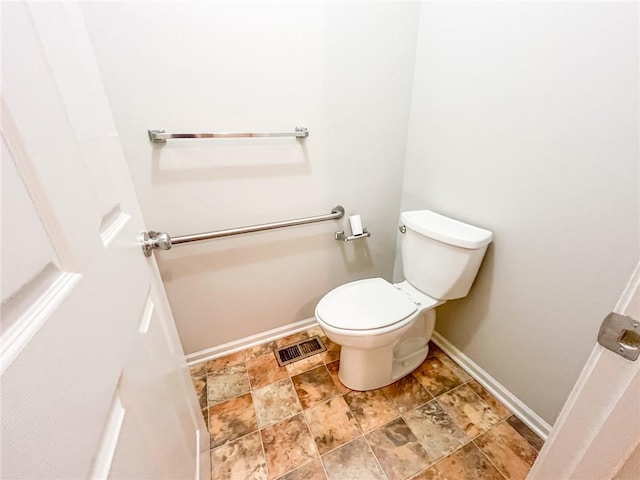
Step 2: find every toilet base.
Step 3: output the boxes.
[336,309,436,391]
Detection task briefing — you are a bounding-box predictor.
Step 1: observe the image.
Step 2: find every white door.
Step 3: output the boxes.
[528,261,639,479]
[1,2,209,479]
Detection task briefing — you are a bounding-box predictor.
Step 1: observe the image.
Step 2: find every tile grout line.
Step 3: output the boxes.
[335,395,427,480]
[246,355,269,478]
[294,404,326,480]
[497,415,545,454]
[255,380,304,430]
[399,408,459,472]
[204,358,250,411]
[266,347,339,477]
[401,385,488,475]
[422,414,523,479]
[397,370,514,474]
[380,370,467,458]
[471,436,509,480]
[360,434,392,480]
[204,334,334,477]
[254,357,336,478]
[272,457,322,480]
[256,409,270,480]
[384,372,435,410]
[287,352,383,477]
[209,427,257,453]
[471,416,544,480]
[358,377,433,474]
[295,382,357,469]
[482,415,543,460]
[317,454,331,480]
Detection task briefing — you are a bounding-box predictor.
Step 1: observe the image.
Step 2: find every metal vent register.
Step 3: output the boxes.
[275,336,327,367]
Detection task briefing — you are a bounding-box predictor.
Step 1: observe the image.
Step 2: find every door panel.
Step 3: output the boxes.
[1,2,208,478]
[112,283,202,478]
[0,139,55,304]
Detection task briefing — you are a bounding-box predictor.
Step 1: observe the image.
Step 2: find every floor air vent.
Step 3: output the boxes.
[275,335,327,367]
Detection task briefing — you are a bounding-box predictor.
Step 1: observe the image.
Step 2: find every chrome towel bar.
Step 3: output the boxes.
[141,205,344,257]
[148,126,309,143]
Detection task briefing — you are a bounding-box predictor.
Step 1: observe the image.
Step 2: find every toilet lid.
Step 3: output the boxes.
[316,278,418,331]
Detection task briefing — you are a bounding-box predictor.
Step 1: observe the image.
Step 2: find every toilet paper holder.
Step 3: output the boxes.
[335,228,371,242]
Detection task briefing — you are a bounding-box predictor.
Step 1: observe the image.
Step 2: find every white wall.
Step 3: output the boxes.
[399,2,639,425]
[81,2,420,354]
[82,0,638,426]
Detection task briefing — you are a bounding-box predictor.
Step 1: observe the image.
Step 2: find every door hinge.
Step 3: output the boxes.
[597,312,640,361]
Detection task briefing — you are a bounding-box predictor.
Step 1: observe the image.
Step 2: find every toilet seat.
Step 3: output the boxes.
[315,278,418,331]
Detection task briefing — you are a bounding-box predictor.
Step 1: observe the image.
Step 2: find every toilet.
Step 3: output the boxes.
[315,210,493,391]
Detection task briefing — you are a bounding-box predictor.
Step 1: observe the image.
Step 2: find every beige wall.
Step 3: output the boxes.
[398,2,639,425]
[84,1,639,425]
[82,2,420,354]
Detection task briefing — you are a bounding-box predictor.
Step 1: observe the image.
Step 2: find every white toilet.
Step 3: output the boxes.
[315,210,493,391]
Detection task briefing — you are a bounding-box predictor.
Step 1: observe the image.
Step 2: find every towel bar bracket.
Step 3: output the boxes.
[141,231,172,257]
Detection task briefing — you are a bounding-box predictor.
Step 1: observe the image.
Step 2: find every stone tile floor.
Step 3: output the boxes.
[190,326,544,480]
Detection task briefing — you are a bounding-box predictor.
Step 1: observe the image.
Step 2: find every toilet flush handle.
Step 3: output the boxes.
[399,225,406,234]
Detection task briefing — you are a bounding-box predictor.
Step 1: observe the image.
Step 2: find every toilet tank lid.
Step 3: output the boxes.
[401,210,493,249]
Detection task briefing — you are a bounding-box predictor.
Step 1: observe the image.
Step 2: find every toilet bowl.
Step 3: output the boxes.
[315,210,493,391]
[316,278,444,390]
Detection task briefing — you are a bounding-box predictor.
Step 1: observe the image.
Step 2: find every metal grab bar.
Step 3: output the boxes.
[141,205,344,257]
[148,126,309,144]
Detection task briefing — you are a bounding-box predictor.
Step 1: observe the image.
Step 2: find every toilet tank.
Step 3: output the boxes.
[400,210,493,300]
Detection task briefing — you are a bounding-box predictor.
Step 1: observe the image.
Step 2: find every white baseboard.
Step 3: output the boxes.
[186,317,318,366]
[432,331,552,440]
